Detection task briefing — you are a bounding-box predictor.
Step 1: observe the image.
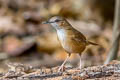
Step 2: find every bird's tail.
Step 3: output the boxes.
[86,41,99,46]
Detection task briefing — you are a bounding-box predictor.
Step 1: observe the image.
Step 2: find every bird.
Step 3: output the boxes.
[43,16,98,72]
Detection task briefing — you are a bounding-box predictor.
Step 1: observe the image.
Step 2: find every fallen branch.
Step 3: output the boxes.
[0,61,120,80]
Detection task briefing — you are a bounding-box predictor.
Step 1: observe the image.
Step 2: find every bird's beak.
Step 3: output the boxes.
[42,21,54,24]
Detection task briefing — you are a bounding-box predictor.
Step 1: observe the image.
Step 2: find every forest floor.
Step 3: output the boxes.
[0,60,120,80]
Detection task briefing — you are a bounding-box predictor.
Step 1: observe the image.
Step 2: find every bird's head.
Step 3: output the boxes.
[43,16,69,30]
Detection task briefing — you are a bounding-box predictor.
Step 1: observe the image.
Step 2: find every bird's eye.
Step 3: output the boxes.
[55,19,61,22]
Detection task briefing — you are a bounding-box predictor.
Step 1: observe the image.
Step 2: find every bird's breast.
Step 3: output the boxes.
[57,30,72,52]
[57,30,73,52]
[57,29,66,44]
[57,29,86,53]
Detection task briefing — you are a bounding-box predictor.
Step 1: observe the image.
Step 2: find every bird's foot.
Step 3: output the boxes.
[58,66,65,72]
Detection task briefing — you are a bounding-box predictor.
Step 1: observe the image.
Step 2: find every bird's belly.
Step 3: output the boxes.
[63,41,86,53]
[57,30,71,52]
[57,30,86,53]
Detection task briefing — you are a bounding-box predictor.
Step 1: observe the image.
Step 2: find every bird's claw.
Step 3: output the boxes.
[58,66,65,72]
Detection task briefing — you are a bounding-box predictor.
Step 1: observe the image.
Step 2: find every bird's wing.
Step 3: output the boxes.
[74,28,86,39]
[71,30,87,44]
[65,23,87,43]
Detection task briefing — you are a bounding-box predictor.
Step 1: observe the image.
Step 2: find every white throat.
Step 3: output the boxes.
[57,29,66,43]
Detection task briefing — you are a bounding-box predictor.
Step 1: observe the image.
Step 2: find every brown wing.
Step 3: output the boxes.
[65,20,87,43]
[71,28,87,43]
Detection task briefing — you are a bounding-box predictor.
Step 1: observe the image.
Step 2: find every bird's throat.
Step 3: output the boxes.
[57,29,67,44]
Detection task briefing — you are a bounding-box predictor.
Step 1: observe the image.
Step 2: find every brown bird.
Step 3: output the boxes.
[43,16,98,71]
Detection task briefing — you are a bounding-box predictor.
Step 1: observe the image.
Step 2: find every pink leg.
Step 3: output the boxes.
[58,53,71,72]
[79,55,82,69]
[78,54,83,69]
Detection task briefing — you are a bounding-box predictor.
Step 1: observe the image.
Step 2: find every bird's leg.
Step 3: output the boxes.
[58,53,71,72]
[79,54,82,69]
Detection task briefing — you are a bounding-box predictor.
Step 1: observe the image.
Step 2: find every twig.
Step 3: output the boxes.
[104,0,120,64]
